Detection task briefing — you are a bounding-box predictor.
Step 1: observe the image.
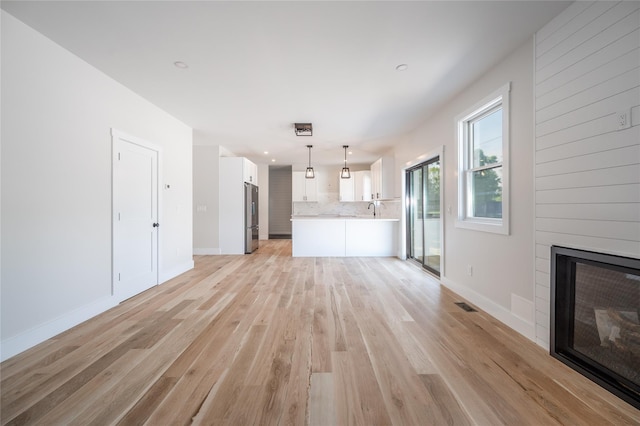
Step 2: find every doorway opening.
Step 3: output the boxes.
[406,157,441,276]
[268,165,292,239]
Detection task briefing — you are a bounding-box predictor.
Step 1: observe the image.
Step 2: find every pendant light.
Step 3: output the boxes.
[341,145,351,179]
[305,145,315,179]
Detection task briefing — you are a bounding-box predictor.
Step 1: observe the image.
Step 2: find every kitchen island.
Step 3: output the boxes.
[291,215,399,257]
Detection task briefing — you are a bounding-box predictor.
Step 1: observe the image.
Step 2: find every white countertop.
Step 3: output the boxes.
[291,215,399,222]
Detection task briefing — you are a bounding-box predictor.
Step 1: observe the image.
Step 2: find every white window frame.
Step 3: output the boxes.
[456,82,510,235]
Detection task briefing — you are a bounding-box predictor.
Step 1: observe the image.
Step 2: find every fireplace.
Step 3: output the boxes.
[551,246,640,409]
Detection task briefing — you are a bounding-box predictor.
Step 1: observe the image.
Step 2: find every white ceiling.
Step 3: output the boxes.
[2,1,570,168]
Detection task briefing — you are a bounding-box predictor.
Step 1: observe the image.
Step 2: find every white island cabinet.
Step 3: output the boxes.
[292,219,345,257]
[291,217,398,257]
[345,220,398,256]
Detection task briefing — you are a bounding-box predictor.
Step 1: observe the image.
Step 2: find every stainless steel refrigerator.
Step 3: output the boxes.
[245,183,259,253]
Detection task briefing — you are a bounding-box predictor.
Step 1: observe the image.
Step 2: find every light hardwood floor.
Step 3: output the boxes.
[1,240,638,425]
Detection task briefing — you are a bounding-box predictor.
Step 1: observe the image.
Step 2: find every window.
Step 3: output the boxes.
[456,83,510,234]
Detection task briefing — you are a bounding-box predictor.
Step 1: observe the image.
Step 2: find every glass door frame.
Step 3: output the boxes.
[405,155,442,277]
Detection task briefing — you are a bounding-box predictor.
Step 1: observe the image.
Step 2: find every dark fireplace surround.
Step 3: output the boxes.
[551,246,640,409]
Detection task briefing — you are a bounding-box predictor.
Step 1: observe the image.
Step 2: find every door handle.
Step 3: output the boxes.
[153,223,159,227]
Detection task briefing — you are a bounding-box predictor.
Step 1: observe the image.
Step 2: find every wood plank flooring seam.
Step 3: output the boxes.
[3,241,639,425]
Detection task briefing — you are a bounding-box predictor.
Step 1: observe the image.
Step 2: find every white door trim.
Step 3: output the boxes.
[111,128,163,301]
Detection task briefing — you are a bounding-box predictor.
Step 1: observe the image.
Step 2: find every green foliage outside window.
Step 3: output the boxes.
[471,150,502,219]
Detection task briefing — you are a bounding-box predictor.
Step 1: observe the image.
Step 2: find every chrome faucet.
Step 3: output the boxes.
[367,202,376,217]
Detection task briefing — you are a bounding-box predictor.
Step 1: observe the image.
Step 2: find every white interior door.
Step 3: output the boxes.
[113,132,159,301]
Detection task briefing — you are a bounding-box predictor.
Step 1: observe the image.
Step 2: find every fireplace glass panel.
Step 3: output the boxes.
[551,246,640,409]
[572,263,640,385]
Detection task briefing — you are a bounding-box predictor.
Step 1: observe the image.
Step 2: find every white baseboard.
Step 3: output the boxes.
[193,248,221,255]
[1,260,195,362]
[160,259,195,283]
[510,293,534,324]
[1,296,118,362]
[440,277,536,342]
[536,338,550,350]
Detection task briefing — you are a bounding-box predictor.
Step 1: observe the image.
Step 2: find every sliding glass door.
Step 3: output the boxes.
[406,157,441,276]
[408,167,424,264]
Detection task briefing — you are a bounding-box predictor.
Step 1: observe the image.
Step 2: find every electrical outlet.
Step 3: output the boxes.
[467,265,473,276]
[616,110,631,130]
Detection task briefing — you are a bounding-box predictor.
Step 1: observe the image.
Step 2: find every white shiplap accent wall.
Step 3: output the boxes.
[534,1,640,348]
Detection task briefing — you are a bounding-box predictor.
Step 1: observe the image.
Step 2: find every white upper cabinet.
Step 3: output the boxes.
[371,159,382,200]
[242,158,258,185]
[371,156,394,200]
[292,171,318,202]
[338,173,355,202]
[354,170,372,202]
[339,171,371,202]
[292,171,305,201]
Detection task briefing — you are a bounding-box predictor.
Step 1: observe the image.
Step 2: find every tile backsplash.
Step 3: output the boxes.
[293,199,401,219]
[291,166,401,219]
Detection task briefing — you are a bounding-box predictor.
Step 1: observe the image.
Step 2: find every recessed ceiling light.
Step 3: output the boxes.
[264,151,269,155]
[173,61,189,69]
[395,64,408,71]
[271,159,276,162]
[348,151,353,155]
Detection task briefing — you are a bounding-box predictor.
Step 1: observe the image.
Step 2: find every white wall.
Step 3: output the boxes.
[258,164,269,240]
[393,37,536,339]
[1,11,194,360]
[193,144,221,254]
[533,1,640,348]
